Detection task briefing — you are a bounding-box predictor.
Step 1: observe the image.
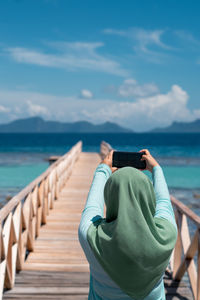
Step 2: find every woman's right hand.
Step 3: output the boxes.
[139,149,159,173]
[101,150,118,173]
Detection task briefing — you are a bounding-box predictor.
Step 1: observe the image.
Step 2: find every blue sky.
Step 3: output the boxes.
[0,0,200,131]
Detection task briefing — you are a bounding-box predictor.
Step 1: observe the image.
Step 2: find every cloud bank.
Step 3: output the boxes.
[0,83,199,131]
[117,78,159,98]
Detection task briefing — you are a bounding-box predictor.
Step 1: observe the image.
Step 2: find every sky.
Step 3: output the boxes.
[0,0,200,131]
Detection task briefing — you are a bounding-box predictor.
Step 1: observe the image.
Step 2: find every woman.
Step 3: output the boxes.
[78,149,177,300]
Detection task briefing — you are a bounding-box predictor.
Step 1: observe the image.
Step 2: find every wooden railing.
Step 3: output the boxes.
[0,141,82,299]
[170,195,200,300]
[100,141,200,300]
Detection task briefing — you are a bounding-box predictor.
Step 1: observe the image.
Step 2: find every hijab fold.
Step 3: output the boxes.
[87,167,177,299]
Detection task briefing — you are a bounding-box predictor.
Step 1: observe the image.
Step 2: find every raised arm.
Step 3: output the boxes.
[78,163,112,240]
[152,165,177,229]
[78,150,117,242]
[140,149,177,230]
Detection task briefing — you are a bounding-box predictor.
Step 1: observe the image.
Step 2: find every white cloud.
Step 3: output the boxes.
[0,85,198,131]
[174,30,200,47]
[193,109,200,119]
[174,30,200,64]
[118,78,159,98]
[0,105,10,113]
[80,89,93,99]
[5,41,128,77]
[104,27,171,63]
[26,100,50,117]
[104,28,167,49]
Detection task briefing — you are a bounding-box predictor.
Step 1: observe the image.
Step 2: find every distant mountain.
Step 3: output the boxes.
[151,119,200,133]
[0,117,133,133]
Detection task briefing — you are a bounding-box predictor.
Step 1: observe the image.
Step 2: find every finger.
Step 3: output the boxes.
[108,152,114,163]
[140,149,149,152]
[110,149,114,156]
[140,149,150,155]
[108,149,114,158]
[139,149,146,154]
[141,154,147,160]
[106,151,111,159]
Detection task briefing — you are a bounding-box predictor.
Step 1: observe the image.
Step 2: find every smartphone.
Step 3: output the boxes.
[112,151,146,169]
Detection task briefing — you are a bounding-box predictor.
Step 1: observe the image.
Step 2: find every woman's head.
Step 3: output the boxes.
[104,167,156,223]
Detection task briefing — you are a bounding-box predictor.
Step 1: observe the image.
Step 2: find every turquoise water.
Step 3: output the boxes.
[0,162,48,188]
[0,161,48,207]
[162,166,200,189]
[0,133,200,208]
[0,159,199,191]
[0,160,199,204]
[143,166,200,189]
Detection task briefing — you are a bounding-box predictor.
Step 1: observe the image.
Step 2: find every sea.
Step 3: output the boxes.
[0,133,200,218]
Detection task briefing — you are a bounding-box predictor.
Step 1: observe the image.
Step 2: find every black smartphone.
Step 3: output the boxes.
[112,151,146,169]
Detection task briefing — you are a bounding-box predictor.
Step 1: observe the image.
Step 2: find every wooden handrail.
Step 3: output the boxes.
[100,141,200,300]
[0,141,82,299]
[171,195,200,227]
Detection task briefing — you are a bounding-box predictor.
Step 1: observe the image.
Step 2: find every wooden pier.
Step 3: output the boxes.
[0,141,198,299]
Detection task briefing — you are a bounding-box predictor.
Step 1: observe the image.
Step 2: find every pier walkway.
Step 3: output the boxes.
[0,141,197,299]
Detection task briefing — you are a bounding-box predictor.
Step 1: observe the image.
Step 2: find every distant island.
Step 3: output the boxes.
[0,116,200,133]
[151,119,200,133]
[0,116,133,133]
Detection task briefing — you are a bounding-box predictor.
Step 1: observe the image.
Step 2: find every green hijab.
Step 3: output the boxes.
[87,167,177,299]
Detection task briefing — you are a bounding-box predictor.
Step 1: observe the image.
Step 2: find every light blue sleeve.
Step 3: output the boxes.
[152,165,177,230]
[78,163,112,241]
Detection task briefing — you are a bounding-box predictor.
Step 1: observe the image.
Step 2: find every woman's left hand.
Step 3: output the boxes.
[101,150,118,173]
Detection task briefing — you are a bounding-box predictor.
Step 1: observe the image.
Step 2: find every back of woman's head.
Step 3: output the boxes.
[104,167,156,224]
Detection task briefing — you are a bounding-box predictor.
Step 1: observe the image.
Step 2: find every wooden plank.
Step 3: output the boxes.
[5,287,89,294]
[3,296,88,300]
[22,264,89,272]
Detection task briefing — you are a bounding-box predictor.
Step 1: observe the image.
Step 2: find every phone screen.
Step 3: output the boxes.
[112,151,146,169]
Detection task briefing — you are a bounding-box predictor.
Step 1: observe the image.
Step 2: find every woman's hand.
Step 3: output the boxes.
[139,149,159,173]
[101,150,118,173]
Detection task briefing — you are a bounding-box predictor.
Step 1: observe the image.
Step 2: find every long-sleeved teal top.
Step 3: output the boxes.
[78,164,177,300]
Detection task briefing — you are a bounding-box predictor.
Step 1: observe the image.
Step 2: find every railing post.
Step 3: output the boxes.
[172,209,183,279]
